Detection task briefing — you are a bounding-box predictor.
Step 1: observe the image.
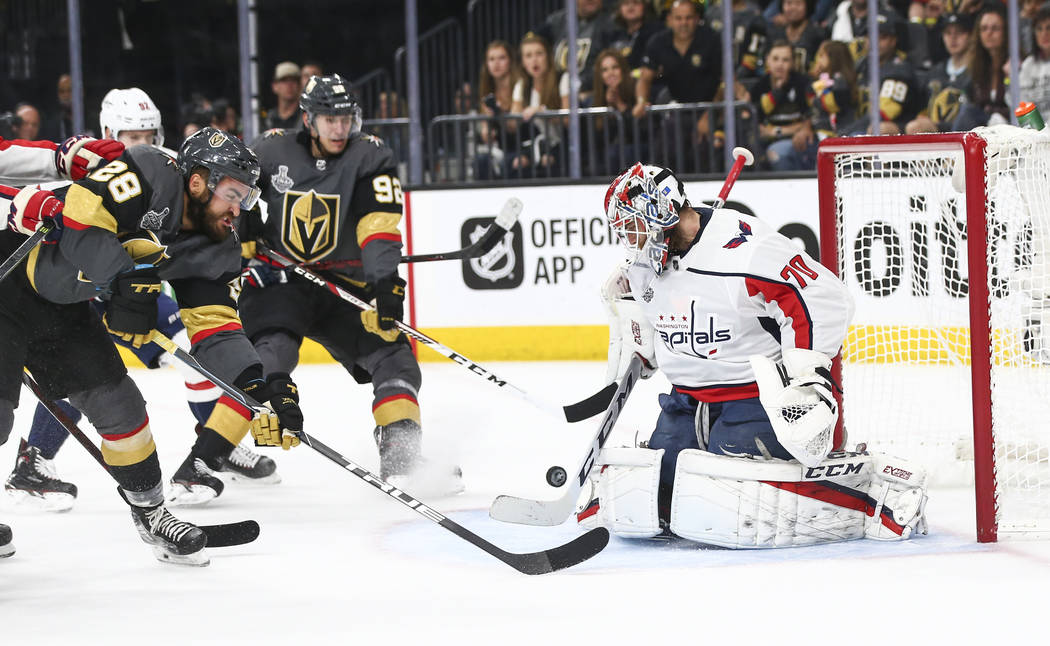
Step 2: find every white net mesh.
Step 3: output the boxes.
[826,125,1050,538]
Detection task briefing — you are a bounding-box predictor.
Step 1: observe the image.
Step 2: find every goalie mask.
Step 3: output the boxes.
[99,87,164,146]
[604,163,686,276]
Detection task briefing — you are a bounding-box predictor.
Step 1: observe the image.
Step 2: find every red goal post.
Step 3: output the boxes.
[817,126,1050,543]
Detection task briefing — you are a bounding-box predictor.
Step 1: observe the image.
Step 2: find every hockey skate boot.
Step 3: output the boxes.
[0,522,13,558]
[215,441,281,485]
[122,490,208,566]
[5,438,78,512]
[166,453,225,506]
[375,420,464,496]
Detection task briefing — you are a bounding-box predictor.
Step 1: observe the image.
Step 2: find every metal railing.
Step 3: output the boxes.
[351,68,396,121]
[362,117,411,180]
[423,101,756,184]
[393,18,466,121]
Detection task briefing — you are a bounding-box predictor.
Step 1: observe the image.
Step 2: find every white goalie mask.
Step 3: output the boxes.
[604,162,686,276]
[99,87,164,146]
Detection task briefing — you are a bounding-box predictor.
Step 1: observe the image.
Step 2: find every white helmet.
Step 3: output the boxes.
[604,162,687,275]
[99,87,164,146]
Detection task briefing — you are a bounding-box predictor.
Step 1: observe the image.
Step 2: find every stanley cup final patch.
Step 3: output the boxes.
[270,165,294,194]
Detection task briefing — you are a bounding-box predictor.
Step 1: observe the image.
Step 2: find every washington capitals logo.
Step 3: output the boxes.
[723,220,753,249]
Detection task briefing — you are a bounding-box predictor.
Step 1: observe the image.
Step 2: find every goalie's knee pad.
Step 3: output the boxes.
[577,447,664,539]
[670,449,927,548]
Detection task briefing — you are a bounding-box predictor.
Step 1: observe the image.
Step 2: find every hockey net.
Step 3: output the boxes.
[817,125,1050,542]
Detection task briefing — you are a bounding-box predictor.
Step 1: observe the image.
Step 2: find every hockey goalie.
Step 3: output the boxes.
[579,163,929,548]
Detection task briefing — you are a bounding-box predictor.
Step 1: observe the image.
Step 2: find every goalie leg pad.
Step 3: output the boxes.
[670,450,874,548]
[579,447,664,539]
[865,454,929,540]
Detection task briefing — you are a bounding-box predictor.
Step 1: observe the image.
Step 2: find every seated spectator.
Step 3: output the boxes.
[209,98,239,135]
[844,14,924,134]
[767,0,828,75]
[511,34,564,176]
[300,61,324,89]
[591,48,642,173]
[779,39,859,169]
[705,0,768,81]
[1019,6,1050,119]
[608,0,664,74]
[1021,0,1041,56]
[635,0,722,115]
[14,103,41,140]
[41,73,73,142]
[475,40,523,179]
[952,5,1010,130]
[830,0,907,56]
[907,12,973,133]
[750,41,814,170]
[263,61,303,131]
[534,0,616,102]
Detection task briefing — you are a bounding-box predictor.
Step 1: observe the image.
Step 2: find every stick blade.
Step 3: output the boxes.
[489,491,578,526]
[201,520,260,548]
[562,382,617,423]
[496,197,523,230]
[507,527,609,575]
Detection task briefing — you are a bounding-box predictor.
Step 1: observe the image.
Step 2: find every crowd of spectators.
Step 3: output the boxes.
[6,0,1050,180]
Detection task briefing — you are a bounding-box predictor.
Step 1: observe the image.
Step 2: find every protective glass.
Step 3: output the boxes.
[209,174,261,211]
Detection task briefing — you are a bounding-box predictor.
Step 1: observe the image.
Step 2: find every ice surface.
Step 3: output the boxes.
[1,361,1048,643]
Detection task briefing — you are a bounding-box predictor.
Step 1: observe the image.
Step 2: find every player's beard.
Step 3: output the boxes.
[186,192,233,243]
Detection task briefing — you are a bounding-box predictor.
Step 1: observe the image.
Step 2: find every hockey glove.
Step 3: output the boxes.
[56,135,125,180]
[104,265,161,348]
[601,265,656,384]
[7,186,63,237]
[243,373,303,450]
[374,274,406,330]
[240,261,288,289]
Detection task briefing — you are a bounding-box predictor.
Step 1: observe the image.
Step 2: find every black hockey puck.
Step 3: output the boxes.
[546,466,567,487]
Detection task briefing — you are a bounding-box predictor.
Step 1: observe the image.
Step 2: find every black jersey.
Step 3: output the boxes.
[921,60,972,130]
[751,70,814,127]
[249,129,403,284]
[24,144,259,381]
[853,57,924,130]
[767,21,827,75]
[640,26,724,103]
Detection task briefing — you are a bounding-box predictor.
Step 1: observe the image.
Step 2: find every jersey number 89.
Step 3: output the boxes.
[88,160,143,203]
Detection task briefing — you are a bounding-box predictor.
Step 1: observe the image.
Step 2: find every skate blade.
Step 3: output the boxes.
[0,543,14,558]
[216,471,282,485]
[151,545,209,567]
[165,484,219,507]
[5,488,76,513]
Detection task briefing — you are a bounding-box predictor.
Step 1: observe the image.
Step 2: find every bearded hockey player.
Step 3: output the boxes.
[5,89,280,513]
[241,74,456,491]
[1,127,304,565]
[582,162,928,548]
[0,131,125,557]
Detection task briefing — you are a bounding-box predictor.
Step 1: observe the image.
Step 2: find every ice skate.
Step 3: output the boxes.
[375,420,464,496]
[5,438,78,512]
[0,522,14,558]
[166,453,224,506]
[124,492,208,566]
[215,440,281,485]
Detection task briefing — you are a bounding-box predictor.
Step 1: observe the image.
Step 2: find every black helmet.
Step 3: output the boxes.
[178,126,261,209]
[300,74,362,134]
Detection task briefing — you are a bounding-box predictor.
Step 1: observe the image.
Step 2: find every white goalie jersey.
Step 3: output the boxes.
[623,206,854,401]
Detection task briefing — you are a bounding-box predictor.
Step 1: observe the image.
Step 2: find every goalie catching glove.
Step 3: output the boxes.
[750,348,840,467]
[243,372,304,450]
[601,265,656,384]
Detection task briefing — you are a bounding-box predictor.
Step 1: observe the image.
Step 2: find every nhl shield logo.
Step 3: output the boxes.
[460,217,524,290]
[280,189,341,263]
[271,165,294,194]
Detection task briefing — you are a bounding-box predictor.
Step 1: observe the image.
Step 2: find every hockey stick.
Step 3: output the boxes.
[489,152,756,526]
[306,196,523,270]
[488,355,642,526]
[0,223,54,284]
[145,331,610,574]
[20,371,259,548]
[254,245,616,423]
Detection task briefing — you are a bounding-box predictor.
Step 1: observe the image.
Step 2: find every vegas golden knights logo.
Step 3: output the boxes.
[281,189,341,262]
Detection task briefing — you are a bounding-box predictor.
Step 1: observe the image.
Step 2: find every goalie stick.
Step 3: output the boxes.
[20,371,259,548]
[306,196,523,270]
[489,149,755,526]
[488,355,642,526]
[145,331,610,574]
[254,245,615,423]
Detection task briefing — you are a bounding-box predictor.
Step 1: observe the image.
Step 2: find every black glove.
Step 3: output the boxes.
[105,265,161,347]
[374,275,406,330]
[242,372,304,436]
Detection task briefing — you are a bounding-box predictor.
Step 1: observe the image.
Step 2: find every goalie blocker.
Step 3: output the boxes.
[578,448,928,547]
